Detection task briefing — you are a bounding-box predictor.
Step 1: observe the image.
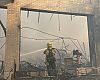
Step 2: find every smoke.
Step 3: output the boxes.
[0,9,90,62]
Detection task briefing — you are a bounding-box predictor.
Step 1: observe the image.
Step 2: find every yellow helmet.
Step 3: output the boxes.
[47,41,52,47]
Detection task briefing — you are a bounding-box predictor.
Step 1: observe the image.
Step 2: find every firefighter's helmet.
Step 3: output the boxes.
[47,41,52,48]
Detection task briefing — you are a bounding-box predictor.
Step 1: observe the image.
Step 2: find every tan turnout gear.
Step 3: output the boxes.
[44,42,57,76]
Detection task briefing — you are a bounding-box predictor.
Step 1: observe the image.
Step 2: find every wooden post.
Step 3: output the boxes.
[4,2,21,79]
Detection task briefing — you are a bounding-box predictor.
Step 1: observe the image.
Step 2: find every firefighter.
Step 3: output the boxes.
[73,50,82,67]
[75,50,82,65]
[44,41,57,76]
